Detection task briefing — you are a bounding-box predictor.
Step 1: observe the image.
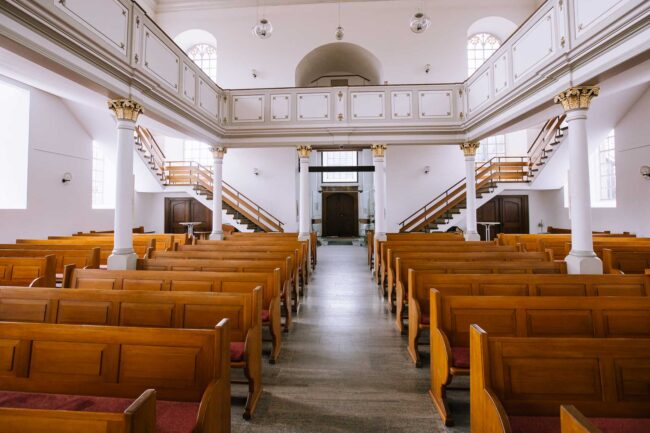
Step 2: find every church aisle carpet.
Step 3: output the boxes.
[232,245,470,432]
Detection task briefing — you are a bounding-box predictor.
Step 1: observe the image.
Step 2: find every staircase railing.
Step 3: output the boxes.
[162,161,285,232]
[135,126,166,180]
[398,156,530,233]
[528,114,566,173]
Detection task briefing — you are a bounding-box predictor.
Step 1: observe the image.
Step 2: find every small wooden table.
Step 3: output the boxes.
[478,221,501,241]
[179,222,203,238]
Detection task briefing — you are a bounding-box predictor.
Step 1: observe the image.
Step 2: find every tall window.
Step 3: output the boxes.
[0,80,29,209]
[187,43,217,82]
[92,141,105,208]
[599,129,616,201]
[476,135,506,162]
[322,151,358,183]
[467,33,501,76]
[183,140,213,166]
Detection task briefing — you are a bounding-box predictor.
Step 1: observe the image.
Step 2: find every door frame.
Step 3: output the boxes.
[322,191,359,237]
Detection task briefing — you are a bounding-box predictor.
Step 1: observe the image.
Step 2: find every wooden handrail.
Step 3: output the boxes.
[399,156,529,232]
[528,115,566,170]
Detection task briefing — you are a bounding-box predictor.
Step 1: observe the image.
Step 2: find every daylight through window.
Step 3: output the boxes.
[467,33,501,76]
[322,151,358,183]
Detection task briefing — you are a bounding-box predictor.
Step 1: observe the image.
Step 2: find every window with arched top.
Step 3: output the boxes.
[467,33,501,76]
[187,43,217,82]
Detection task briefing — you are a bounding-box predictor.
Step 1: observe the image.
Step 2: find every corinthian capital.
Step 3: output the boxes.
[460,141,480,157]
[211,146,226,159]
[371,144,387,157]
[108,98,144,122]
[297,145,312,158]
[554,86,600,112]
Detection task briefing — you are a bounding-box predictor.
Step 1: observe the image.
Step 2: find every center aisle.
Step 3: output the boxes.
[233,244,467,432]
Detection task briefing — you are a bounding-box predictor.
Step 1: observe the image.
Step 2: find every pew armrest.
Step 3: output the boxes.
[560,405,602,433]
[29,277,45,288]
[62,264,76,288]
[125,389,157,433]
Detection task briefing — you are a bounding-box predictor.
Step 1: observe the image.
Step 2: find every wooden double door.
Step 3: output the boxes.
[476,195,529,241]
[322,192,358,237]
[164,198,212,234]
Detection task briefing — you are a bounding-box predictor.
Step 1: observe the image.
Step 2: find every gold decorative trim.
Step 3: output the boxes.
[108,98,143,121]
[211,146,227,159]
[371,144,387,157]
[554,86,600,112]
[297,145,312,158]
[460,142,480,157]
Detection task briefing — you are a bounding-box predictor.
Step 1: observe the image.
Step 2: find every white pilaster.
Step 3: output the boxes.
[297,145,312,241]
[107,99,143,270]
[372,144,387,242]
[555,86,602,274]
[460,142,481,241]
[210,147,226,240]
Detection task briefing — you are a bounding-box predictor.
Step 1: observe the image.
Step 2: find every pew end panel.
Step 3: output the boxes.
[428,289,455,426]
[561,405,602,433]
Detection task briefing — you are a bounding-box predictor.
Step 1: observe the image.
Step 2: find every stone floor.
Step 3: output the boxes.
[231,245,470,432]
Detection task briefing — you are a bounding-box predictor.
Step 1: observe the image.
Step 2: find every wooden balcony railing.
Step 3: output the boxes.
[399,156,530,233]
[163,161,285,232]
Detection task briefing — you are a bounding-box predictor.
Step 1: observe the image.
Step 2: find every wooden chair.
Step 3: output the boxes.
[0,286,262,420]
[469,325,650,433]
[0,320,231,433]
[65,267,283,363]
[0,255,56,287]
[602,247,650,274]
[429,293,650,426]
[406,272,650,367]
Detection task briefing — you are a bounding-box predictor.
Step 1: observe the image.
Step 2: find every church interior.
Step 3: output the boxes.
[0,0,649,432]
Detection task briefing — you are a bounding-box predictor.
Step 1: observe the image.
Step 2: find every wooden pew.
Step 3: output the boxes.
[49,233,187,251]
[0,256,56,287]
[429,293,650,426]
[377,241,520,291]
[603,248,650,274]
[65,268,283,363]
[497,233,640,253]
[539,238,650,260]
[0,321,231,433]
[227,231,318,270]
[391,253,553,332]
[407,272,650,367]
[12,239,154,264]
[470,325,650,433]
[0,286,262,420]
[0,247,100,284]
[546,226,624,234]
[75,226,146,234]
[367,230,374,269]
[138,256,294,331]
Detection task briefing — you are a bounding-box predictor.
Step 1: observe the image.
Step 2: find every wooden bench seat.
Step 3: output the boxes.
[497,233,643,253]
[0,286,262,419]
[0,248,100,284]
[429,293,650,426]
[65,268,283,363]
[369,233,464,270]
[138,256,295,331]
[226,232,318,269]
[560,405,650,433]
[0,256,56,287]
[539,239,650,260]
[470,326,650,433]
[0,321,231,433]
[49,233,188,251]
[11,240,154,265]
[603,248,650,274]
[406,272,650,366]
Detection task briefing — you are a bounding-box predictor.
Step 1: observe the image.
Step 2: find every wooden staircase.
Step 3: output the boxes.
[398,157,531,232]
[135,127,284,233]
[528,115,568,176]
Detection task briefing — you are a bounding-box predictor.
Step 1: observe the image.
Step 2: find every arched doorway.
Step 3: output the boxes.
[295,42,383,87]
[323,192,358,237]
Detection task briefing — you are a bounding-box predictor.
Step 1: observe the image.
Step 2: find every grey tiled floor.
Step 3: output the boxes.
[232,245,470,432]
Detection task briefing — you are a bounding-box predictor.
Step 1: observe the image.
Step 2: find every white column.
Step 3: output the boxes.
[460,142,481,241]
[372,144,387,241]
[107,99,143,270]
[209,147,226,240]
[555,86,603,274]
[297,145,312,241]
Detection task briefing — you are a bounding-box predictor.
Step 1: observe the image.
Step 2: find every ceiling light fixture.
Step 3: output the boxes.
[410,1,431,34]
[335,0,344,40]
[252,1,273,39]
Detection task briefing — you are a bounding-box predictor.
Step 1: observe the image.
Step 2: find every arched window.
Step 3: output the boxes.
[467,33,500,76]
[187,43,217,82]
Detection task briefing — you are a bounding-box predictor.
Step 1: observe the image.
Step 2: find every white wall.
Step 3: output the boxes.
[385,144,465,232]
[157,1,536,88]
[0,87,114,242]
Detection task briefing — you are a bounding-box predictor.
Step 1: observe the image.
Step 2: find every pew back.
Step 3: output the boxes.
[50,234,186,251]
[0,256,56,287]
[603,248,650,274]
[0,248,100,275]
[12,240,152,264]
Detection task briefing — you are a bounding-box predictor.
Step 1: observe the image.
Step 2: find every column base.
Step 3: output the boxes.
[298,232,310,241]
[209,231,224,241]
[375,232,387,242]
[565,250,603,275]
[464,231,481,241]
[107,251,138,270]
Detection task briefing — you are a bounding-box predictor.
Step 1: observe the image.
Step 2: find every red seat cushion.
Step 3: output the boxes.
[230,341,246,362]
[0,391,198,433]
[420,313,430,325]
[509,416,650,433]
[261,309,270,322]
[451,346,470,369]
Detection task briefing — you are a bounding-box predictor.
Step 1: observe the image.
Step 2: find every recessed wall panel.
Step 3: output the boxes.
[297,93,330,121]
[419,91,452,118]
[233,95,265,122]
[512,12,555,81]
[143,26,180,91]
[351,92,385,120]
[391,91,412,119]
[271,94,291,121]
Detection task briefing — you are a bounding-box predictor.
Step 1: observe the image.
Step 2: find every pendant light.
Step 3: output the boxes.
[252,1,273,39]
[410,0,431,34]
[335,0,344,40]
